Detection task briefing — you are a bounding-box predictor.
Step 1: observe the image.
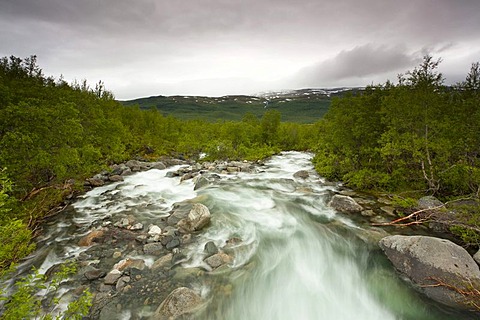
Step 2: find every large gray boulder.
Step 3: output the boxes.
[379,235,480,311]
[177,203,211,233]
[152,287,203,320]
[328,195,363,213]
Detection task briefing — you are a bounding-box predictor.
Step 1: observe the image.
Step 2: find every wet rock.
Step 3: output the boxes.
[379,235,480,311]
[152,287,204,320]
[293,170,309,179]
[87,178,105,187]
[143,243,164,255]
[130,222,144,231]
[328,195,363,213]
[177,203,211,233]
[109,175,124,182]
[115,276,131,291]
[204,252,232,269]
[121,168,132,176]
[78,229,105,246]
[166,238,181,250]
[151,162,167,170]
[104,269,122,285]
[204,241,219,258]
[226,166,239,173]
[114,217,131,228]
[180,172,195,182]
[148,225,162,236]
[152,253,173,270]
[193,175,210,190]
[84,268,106,280]
[113,258,146,271]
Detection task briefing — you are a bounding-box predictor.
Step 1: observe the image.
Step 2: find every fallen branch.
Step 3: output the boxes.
[371,197,474,227]
[372,206,439,227]
[422,277,480,311]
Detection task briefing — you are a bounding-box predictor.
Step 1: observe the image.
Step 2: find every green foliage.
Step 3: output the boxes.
[313,55,480,198]
[0,261,92,319]
[390,196,418,209]
[0,220,35,274]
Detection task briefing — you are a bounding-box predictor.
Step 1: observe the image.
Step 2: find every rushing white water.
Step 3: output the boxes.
[8,152,474,319]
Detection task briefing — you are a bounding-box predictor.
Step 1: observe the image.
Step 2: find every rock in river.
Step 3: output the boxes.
[379,235,480,311]
[177,203,211,233]
[152,287,204,320]
[328,195,363,213]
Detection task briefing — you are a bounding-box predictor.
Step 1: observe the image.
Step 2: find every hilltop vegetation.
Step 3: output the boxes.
[120,88,359,123]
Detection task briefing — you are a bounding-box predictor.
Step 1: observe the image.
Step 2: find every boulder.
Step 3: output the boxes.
[152,287,203,320]
[293,170,309,179]
[177,203,211,233]
[379,235,480,311]
[151,162,167,170]
[328,195,363,213]
[193,175,210,190]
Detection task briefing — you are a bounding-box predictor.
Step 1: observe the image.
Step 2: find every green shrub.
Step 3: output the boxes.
[0,261,92,319]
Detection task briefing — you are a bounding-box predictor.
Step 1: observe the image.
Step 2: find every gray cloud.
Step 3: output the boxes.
[293,44,421,87]
[1,0,479,98]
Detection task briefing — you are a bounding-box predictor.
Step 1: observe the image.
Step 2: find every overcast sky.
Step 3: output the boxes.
[1,0,479,99]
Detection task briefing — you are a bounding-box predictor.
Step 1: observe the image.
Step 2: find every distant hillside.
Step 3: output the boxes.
[120,88,361,123]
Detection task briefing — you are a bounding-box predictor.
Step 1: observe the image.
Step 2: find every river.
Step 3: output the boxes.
[8,152,475,319]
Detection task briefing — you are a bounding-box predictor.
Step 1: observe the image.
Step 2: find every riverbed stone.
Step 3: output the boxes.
[293,170,309,179]
[193,175,210,190]
[204,241,219,258]
[379,235,480,311]
[115,276,131,291]
[151,162,167,170]
[152,253,173,270]
[143,243,164,255]
[152,287,203,320]
[204,252,232,269]
[109,175,124,182]
[166,238,181,250]
[177,203,211,233]
[328,195,363,213]
[78,229,105,246]
[84,268,106,280]
[148,225,162,236]
[104,269,122,285]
